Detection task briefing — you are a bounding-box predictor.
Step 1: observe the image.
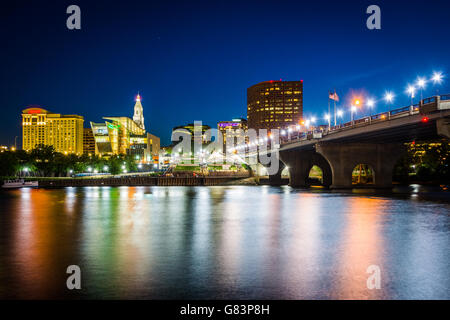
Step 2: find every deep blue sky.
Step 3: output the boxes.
[1,0,450,146]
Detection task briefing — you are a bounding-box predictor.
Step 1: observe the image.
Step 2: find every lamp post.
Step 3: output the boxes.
[416,78,426,101]
[385,92,394,119]
[350,106,357,125]
[366,98,375,120]
[431,72,444,95]
[407,85,415,106]
[337,109,343,126]
[324,114,331,130]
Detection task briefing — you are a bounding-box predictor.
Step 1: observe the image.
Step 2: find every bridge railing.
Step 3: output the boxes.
[277,94,447,147]
[390,106,411,116]
[422,96,437,104]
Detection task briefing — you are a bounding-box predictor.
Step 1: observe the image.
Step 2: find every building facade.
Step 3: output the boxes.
[247,80,303,130]
[83,128,96,156]
[90,94,160,163]
[172,124,211,146]
[22,107,84,154]
[217,118,248,151]
[91,117,146,157]
[146,133,160,164]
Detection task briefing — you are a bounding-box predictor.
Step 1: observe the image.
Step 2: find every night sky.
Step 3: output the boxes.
[1,0,450,146]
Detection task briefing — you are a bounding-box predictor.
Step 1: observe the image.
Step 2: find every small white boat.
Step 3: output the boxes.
[2,179,39,189]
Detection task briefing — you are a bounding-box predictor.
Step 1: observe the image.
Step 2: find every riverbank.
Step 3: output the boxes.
[33,175,251,187]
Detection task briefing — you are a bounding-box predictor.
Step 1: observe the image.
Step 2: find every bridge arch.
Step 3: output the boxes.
[307,165,328,186]
[306,155,332,187]
[279,149,332,188]
[316,142,405,188]
[254,157,289,186]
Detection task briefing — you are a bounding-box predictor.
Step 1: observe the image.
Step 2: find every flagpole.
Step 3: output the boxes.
[328,91,331,130]
[333,89,337,127]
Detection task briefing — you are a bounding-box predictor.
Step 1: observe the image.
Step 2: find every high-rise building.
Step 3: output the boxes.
[217,118,248,151]
[90,94,160,162]
[247,80,303,130]
[83,128,96,156]
[22,107,84,154]
[133,94,145,130]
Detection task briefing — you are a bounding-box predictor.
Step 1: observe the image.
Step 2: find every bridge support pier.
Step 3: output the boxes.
[279,149,332,188]
[316,143,405,189]
[267,160,286,186]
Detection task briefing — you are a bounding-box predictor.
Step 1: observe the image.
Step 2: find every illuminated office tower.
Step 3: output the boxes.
[247,80,303,130]
[22,107,84,154]
[133,93,145,130]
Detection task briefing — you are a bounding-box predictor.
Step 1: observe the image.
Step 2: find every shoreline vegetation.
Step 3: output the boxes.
[0,141,449,187]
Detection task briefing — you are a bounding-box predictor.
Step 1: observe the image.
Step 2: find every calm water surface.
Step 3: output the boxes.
[0,186,449,299]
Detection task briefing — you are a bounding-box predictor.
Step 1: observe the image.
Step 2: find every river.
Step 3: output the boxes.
[0,186,449,299]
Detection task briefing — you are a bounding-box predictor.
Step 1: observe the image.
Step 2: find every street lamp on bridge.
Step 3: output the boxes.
[416,77,427,101]
[350,105,357,125]
[431,72,444,94]
[324,114,331,130]
[407,85,416,106]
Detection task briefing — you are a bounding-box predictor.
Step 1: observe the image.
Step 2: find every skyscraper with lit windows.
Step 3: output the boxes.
[247,80,303,130]
[22,107,84,154]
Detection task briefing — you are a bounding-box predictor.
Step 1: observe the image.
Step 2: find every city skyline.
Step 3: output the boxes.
[1,0,450,305]
[1,0,450,146]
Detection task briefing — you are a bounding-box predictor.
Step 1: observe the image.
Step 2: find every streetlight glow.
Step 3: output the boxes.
[431,71,443,84]
[416,77,427,89]
[337,110,344,117]
[367,99,375,108]
[384,92,394,103]
[407,85,416,97]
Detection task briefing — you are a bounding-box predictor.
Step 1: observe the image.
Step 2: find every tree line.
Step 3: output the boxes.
[0,144,138,177]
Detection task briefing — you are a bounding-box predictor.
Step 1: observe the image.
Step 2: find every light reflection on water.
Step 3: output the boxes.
[0,186,449,299]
